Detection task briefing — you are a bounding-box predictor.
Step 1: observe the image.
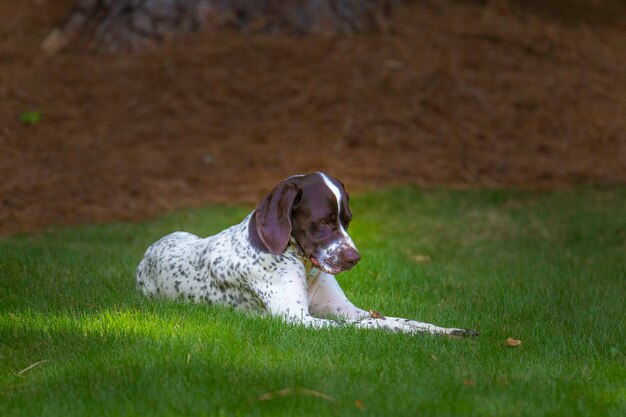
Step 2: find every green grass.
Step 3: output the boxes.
[1,187,625,417]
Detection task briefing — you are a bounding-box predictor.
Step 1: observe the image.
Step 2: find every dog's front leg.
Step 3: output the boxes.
[254,269,420,334]
[253,267,345,329]
[379,318,478,336]
[307,270,369,319]
[307,271,477,336]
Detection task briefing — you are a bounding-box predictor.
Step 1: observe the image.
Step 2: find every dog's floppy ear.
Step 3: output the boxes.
[255,180,301,255]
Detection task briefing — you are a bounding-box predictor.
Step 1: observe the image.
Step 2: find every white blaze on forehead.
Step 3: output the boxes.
[318,172,343,216]
[285,174,305,180]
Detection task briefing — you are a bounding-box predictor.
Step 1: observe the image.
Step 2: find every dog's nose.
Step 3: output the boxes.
[342,248,361,267]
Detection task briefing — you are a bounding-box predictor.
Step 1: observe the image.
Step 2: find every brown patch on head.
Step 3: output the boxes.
[290,173,358,272]
[250,173,360,273]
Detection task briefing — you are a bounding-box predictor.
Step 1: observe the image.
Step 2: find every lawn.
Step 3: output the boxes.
[1,187,625,417]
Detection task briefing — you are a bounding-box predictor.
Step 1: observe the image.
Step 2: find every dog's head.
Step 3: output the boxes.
[251,172,360,274]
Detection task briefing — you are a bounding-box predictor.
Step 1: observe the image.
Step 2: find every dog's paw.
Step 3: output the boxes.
[449,328,479,337]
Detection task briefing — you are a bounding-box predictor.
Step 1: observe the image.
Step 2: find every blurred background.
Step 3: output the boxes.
[1,0,625,236]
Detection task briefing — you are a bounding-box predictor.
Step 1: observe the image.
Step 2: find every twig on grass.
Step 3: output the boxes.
[16,359,48,376]
[259,387,335,402]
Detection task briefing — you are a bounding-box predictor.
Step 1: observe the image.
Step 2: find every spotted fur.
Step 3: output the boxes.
[136,173,477,336]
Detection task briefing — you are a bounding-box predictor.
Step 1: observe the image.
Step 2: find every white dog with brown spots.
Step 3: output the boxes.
[137,172,477,336]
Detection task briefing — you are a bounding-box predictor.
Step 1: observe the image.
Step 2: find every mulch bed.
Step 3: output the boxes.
[1,0,625,236]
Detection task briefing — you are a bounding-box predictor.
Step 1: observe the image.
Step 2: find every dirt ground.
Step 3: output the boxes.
[1,1,625,236]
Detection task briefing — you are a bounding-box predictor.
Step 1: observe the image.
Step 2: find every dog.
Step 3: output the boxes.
[136,172,477,336]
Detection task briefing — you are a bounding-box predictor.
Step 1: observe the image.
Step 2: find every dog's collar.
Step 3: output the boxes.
[289,236,306,259]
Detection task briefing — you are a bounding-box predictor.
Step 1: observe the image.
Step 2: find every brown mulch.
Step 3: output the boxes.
[1,1,625,236]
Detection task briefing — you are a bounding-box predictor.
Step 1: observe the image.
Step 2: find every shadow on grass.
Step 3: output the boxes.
[2,305,470,417]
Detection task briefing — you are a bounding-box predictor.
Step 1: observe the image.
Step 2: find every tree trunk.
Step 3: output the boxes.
[43,0,392,53]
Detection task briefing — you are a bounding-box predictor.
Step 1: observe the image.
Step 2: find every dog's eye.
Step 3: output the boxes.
[320,215,336,225]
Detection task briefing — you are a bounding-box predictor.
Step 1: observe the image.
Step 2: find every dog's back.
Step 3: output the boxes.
[136,217,266,310]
